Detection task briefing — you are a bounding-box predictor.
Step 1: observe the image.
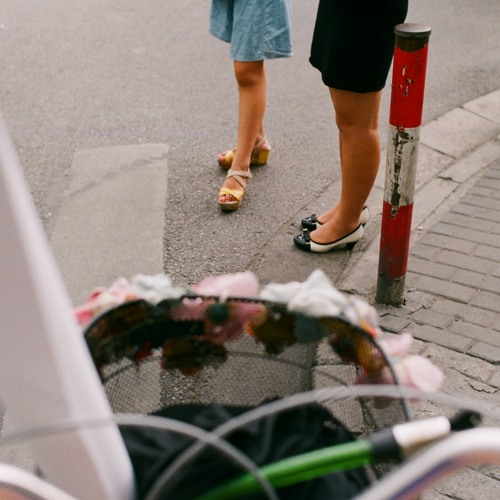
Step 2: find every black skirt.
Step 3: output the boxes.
[310,0,409,92]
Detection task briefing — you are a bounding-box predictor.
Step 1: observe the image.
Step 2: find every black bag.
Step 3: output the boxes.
[121,401,370,499]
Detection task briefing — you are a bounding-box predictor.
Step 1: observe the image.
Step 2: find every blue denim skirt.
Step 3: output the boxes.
[210,0,293,61]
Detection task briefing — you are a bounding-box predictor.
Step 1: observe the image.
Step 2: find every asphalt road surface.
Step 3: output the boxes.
[1,0,499,287]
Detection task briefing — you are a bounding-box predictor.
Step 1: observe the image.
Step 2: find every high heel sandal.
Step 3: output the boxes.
[301,206,370,231]
[293,224,364,253]
[218,137,271,170]
[218,170,252,211]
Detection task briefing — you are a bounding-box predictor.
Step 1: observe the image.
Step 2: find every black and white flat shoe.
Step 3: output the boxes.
[301,206,370,231]
[293,224,364,253]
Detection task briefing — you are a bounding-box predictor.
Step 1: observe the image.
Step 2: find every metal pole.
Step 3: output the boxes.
[376,23,432,306]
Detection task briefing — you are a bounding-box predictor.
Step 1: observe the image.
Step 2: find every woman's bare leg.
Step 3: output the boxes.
[219,60,266,203]
[311,88,382,243]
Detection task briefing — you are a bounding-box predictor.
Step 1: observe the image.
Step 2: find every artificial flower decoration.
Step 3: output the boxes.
[249,307,298,355]
[192,271,260,298]
[355,332,445,397]
[260,269,349,317]
[161,337,227,376]
[73,277,137,326]
[77,270,444,395]
[379,332,445,392]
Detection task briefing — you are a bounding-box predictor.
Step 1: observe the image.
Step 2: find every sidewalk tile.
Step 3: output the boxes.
[439,140,500,183]
[469,185,500,201]
[473,207,500,223]
[420,107,500,158]
[435,249,497,275]
[441,212,499,233]
[417,233,476,254]
[452,357,496,385]
[448,227,500,247]
[460,193,500,211]
[451,203,478,217]
[476,176,500,190]
[378,314,411,333]
[415,144,454,189]
[410,309,451,329]
[412,275,478,303]
[411,324,472,351]
[471,290,500,313]
[463,89,500,124]
[449,321,500,348]
[474,244,500,261]
[425,465,500,499]
[430,299,497,328]
[411,178,457,230]
[407,257,456,280]
[411,244,440,261]
[468,342,500,364]
[452,270,500,295]
[488,370,500,389]
[428,223,457,237]
[495,265,500,278]
[485,166,500,180]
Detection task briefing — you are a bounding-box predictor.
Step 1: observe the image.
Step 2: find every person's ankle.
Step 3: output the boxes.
[230,161,250,172]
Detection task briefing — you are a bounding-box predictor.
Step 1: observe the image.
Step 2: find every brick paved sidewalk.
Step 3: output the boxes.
[313,152,500,497]
[378,157,500,365]
[373,158,500,498]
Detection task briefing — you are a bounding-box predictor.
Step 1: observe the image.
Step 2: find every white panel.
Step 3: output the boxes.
[384,125,421,205]
[0,115,135,500]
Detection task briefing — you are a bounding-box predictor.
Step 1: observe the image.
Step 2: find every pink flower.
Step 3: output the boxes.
[379,331,414,358]
[392,355,445,392]
[73,278,137,326]
[192,271,260,298]
[356,332,444,397]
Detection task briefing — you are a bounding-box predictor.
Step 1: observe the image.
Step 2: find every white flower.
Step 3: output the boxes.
[130,273,187,303]
[261,269,348,317]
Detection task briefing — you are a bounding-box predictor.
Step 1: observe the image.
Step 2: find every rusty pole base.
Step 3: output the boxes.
[376,274,406,306]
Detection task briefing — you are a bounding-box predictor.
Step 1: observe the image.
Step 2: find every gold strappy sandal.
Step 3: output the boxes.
[218,169,252,211]
[217,137,271,170]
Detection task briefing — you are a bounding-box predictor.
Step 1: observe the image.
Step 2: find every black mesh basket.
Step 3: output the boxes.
[83,295,411,499]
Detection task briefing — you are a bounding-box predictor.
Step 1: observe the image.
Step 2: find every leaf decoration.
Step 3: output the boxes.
[202,301,267,343]
[322,317,385,373]
[85,300,152,342]
[161,337,227,376]
[83,297,386,379]
[294,315,331,343]
[250,307,297,355]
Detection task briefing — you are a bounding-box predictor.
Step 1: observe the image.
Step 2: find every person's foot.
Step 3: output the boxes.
[218,168,252,211]
[302,206,370,231]
[312,205,338,227]
[217,137,270,170]
[293,223,364,253]
[309,214,361,245]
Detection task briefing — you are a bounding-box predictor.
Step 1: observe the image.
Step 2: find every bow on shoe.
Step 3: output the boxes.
[301,228,311,243]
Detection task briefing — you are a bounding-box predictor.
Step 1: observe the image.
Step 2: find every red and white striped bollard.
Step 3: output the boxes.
[376,23,432,305]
